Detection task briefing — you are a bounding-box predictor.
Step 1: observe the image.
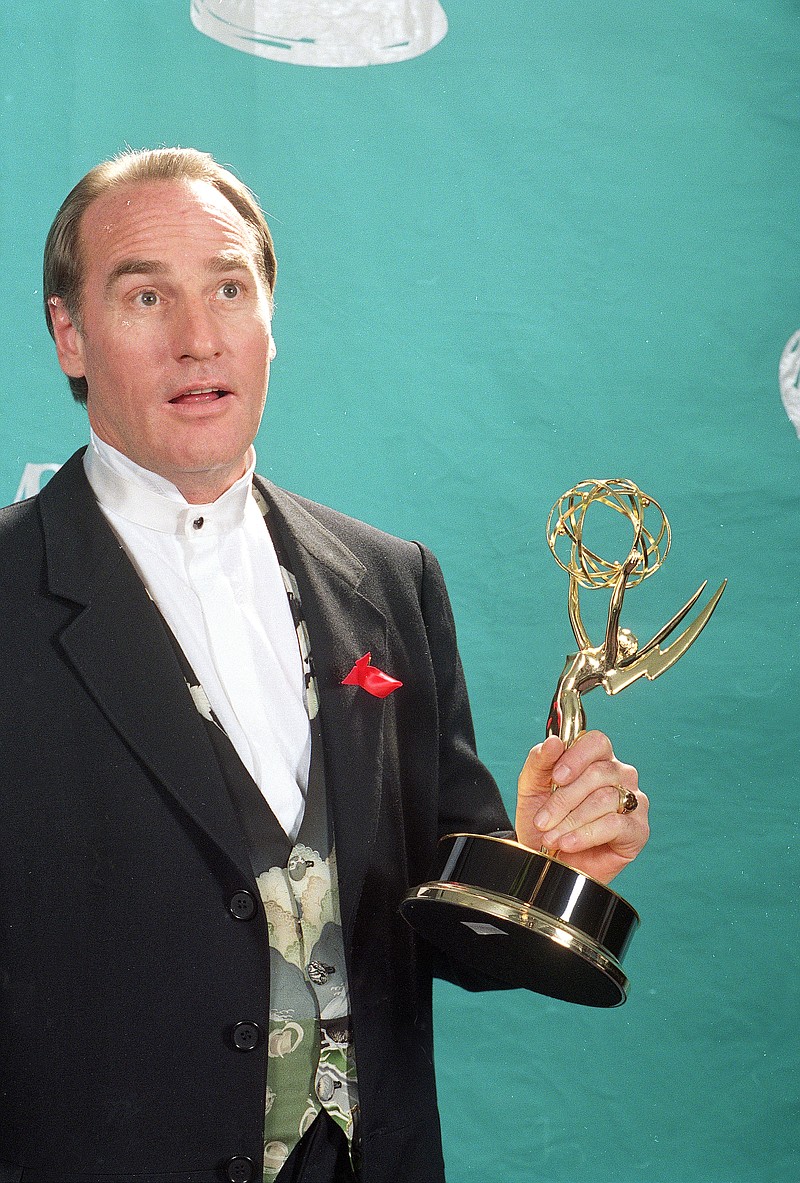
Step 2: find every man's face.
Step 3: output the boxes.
[51,177,275,503]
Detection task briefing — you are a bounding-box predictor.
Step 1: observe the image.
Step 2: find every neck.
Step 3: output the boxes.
[87,429,255,505]
[171,464,248,504]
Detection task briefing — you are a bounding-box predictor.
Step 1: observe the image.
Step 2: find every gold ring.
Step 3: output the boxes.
[616,786,638,814]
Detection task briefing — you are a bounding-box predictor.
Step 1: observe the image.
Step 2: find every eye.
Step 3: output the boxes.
[219,281,241,300]
[136,290,160,307]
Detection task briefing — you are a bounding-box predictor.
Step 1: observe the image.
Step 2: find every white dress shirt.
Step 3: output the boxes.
[84,431,310,840]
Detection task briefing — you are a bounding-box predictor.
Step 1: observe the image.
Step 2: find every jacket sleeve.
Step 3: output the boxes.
[415,542,518,991]
[416,541,512,839]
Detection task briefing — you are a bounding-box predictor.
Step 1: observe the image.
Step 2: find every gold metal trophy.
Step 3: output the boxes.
[401,479,726,1007]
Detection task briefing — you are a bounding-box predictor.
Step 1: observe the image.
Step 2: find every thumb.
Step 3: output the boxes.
[517,735,566,799]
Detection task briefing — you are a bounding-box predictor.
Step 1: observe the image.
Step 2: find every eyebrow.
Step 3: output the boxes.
[207,251,256,274]
[105,251,257,293]
[105,259,167,292]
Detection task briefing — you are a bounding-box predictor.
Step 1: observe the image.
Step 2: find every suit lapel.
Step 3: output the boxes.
[38,452,390,927]
[39,452,256,888]
[259,481,390,946]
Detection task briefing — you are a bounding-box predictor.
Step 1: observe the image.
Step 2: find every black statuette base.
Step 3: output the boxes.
[400,834,640,1008]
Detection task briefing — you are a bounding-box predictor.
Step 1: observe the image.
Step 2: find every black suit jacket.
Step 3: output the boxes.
[0,450,510,1183]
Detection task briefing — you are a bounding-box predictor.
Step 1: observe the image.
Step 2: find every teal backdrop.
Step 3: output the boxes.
[2,2,798,1180]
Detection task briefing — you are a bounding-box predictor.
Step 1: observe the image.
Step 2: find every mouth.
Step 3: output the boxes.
[168,386,232,406]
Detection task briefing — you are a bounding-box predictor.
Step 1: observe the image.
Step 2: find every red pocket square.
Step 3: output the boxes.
[341,653,403,699]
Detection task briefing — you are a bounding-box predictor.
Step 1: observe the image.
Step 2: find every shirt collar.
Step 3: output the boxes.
[84,429,256,537]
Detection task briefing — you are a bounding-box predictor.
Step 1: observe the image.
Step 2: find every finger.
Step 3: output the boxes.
[533,756,637,831]
[551,729,614,786]
[550,797,650,860]
[539,780,639,847]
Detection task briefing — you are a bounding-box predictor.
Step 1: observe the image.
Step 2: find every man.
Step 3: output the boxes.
[0,149,648,1183]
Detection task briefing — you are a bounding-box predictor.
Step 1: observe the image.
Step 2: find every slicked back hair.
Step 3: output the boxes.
[43,147,277,403]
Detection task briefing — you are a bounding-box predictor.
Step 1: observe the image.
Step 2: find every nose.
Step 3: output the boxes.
[173,298,223,361]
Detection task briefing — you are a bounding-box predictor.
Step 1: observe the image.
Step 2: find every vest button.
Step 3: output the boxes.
[232,1021,261,1051]
[225,1156,255,1183]
[229,890,257,921]
[316,1069,343,1103]
[288,852,315,881]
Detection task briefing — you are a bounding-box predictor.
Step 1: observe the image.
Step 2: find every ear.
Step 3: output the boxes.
[268,333,277,361]
[48,297,86,378]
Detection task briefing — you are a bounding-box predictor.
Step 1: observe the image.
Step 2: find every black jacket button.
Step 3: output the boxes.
[225,1156,255,1183]
[232,1021,261,1051]
[229,891,257,921]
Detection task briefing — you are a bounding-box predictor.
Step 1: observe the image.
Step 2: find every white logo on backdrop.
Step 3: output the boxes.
[190,0,447,66]
[779,330,800,438]
[15,463,61,503]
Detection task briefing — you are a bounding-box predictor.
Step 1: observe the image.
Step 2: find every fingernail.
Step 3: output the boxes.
[553,762,571,783]
[534,809,552,829]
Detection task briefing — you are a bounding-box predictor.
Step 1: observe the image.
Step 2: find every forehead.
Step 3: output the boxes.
[79,178,261,277]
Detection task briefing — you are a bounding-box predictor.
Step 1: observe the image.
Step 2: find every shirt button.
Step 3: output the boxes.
[229,891,257,921]
[192,516,204,530]
[225,1156,255,1183]
[232,1021,261,1051]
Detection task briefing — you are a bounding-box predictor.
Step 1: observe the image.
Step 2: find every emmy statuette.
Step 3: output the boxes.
[400,480,725,1007]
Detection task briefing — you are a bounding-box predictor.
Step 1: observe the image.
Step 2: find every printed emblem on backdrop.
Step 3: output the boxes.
[190,0,447,66]
[15,463,61,503]
[779,330,800,438]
